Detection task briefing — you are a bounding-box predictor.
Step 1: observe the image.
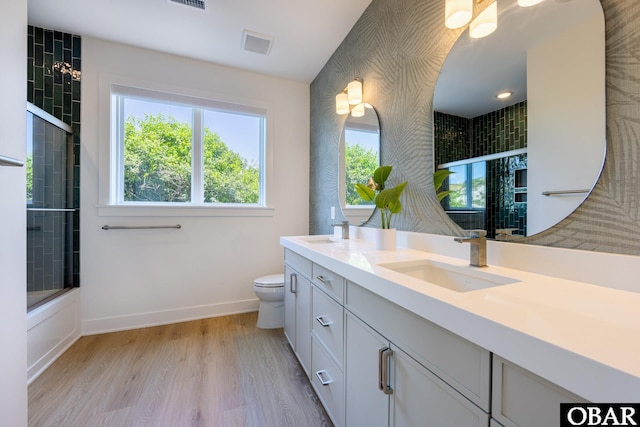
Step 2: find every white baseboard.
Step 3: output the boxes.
[81,298,260,335]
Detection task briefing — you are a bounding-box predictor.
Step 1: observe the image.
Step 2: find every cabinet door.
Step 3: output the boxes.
[345,312,390,427]
[284,265,297,349]
[284,264,312,377]
[295,273,312,377]
[492,356,586,427]
[391,345,489,427]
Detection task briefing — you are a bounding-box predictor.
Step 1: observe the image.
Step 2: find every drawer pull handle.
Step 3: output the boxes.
[316,275,328,283]
[378,347,394,395]
[316,315,333,327]
[315,369,333,386]
[289,273,297,294]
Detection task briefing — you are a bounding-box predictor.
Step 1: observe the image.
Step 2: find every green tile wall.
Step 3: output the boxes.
[435,101,528,237]
[27,26,81,286]
[486,154,527,237]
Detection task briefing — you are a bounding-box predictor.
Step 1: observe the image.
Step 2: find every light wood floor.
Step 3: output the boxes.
[28,312,333,427]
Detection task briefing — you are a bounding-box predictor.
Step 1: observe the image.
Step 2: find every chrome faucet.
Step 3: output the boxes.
[454,230,487,267]
[331,220,350,239]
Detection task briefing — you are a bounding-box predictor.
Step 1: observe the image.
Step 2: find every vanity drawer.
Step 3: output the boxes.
[345,281,491,411]
[492,355,586,427]
[311,335,345,427]
[312,285,344,368]
[284,249,312,278]
[312,263,345,303]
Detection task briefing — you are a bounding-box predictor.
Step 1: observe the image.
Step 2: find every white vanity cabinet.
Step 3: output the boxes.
[345,285,490,427]
[491,356,586,427]
[310,265,346,426]
[344,311,390,427]
[284,249,312,377]
[281,243,594,427]
[345,281,492,411]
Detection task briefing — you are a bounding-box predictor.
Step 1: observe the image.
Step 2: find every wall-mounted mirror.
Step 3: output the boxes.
[339,105,381,225]
[433,0,605,240]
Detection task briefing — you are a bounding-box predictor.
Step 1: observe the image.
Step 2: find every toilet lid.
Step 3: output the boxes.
[254,273,284,288]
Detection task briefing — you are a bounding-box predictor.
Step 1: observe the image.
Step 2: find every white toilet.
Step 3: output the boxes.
[253,273,285,329]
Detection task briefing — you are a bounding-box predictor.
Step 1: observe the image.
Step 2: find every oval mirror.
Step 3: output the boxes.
[433,0,605,240]
[339,105,381,225]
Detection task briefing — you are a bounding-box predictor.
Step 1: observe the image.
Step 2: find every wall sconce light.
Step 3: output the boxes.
[445,0,497,39]
[446,0,545,39]
[336,78,366,116]
[469,1,497,38]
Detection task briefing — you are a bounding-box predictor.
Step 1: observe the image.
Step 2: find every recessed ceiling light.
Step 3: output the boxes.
[496,91,513,99]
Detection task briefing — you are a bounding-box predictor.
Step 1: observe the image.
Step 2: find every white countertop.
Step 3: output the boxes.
[280,234,640,402]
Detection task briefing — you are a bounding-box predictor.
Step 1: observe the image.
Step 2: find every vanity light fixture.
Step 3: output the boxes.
[496,90,513,99]
[445,0,497,38]
[336,78,367,116]
[445,0,473,29]
[347,79,363,105]
[446,0,545,39]
[469,1,497,38]
[351,103,366,117]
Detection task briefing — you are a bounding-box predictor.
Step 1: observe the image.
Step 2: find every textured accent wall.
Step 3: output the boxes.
[310,0,640,256]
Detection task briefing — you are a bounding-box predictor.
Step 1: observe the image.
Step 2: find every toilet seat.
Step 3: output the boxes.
[254,273,284,288]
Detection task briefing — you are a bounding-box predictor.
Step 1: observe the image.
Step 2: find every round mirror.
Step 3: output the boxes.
[433,0,605,240]
[339,105,381,225]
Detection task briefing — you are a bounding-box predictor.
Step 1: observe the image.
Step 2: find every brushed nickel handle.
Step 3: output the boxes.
[315,370,333,386]
[378,347,393,395]
[315,315,332,327]
[289,273,297,294]
[316,275,328,283]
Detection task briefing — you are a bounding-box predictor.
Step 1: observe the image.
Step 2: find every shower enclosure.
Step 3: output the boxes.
[26,104,75,310]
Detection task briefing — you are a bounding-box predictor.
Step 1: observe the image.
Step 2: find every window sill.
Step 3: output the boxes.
[97,204,275,217]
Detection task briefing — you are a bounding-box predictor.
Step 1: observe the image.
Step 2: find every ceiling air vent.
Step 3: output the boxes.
[242,30,274,56]
[169,0,207,11]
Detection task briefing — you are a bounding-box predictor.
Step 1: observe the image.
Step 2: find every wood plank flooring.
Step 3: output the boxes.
[28,312,333,427]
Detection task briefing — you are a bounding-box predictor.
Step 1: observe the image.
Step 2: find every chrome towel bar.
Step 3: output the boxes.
[27,208,76,212]
[102,224,182,230]
[0,154,24,167]
[542,189,590,196]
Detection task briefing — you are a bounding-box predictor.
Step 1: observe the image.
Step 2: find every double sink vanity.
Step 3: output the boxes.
[280,229,640,427]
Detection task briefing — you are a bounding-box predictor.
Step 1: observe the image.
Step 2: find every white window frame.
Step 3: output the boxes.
[97,75,274,217]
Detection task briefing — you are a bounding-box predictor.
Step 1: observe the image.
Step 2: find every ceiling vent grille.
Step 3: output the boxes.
[169,0,207,11]
[242,30,274,56]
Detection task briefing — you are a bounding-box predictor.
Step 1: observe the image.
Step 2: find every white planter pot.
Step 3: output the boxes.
[375,228,396,251]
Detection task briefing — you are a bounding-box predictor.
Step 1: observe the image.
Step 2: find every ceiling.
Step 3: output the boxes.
[27,0,373,83]
[434,0,603,118]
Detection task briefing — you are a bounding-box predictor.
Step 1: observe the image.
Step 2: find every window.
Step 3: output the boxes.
[111,85,265,206]
[446,161,486,209]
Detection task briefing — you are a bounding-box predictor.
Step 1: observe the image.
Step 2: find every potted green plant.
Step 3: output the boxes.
[355,165,407,249]
[433,169,453,202]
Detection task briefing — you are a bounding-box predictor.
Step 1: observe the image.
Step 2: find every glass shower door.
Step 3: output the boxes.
[26,106,74,310]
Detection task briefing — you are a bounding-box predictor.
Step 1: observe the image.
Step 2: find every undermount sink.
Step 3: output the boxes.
[378,259,520,292]
[302,237,340,244]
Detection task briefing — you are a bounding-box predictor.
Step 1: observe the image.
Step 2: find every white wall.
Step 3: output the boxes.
[81,38,310,334]
[527,15,606,235]
[0,1,28,425]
